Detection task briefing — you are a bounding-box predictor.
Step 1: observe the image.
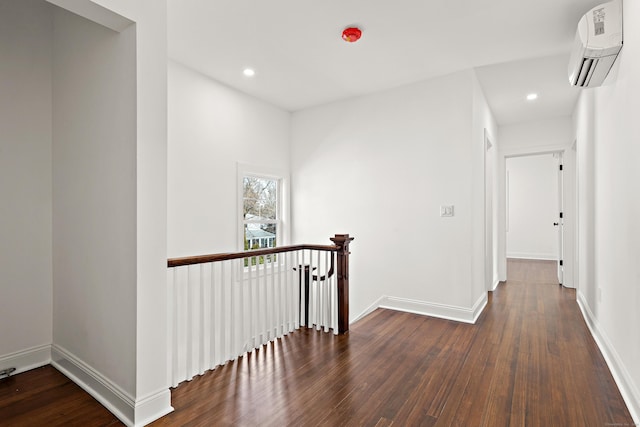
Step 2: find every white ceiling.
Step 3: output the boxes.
[168,0,603,125]
[475,54,582,125]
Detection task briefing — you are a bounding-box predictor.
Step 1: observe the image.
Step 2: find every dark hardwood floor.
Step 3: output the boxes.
[0,364,121,426]
[1,260,634,426]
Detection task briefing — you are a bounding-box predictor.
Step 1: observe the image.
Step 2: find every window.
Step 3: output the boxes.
[238,163,288,265]
[241,174,282,267]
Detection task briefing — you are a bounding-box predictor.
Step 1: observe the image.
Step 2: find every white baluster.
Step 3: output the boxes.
[285,250,292,333]
[275,253,282,337]
[259,254,266,345]
[323,251,329,332]
[218,261,225,365]
[268,254,275,341]
[199,264,206,375]
[235,260,241,360]
[186,266,193,380]
[244,257,249,353]
[168,268,177,387]
[263,254,269,344]
[230,259,237,360]
[211,264,216,367]
[178,267,186,383]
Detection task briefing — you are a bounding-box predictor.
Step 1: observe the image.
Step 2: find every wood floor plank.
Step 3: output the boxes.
[0,259,634,426]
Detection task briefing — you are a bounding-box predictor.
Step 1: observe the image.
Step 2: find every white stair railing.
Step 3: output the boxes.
[166,235,353,387]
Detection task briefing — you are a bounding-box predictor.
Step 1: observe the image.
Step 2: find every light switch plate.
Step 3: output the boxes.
[440,205,454,217]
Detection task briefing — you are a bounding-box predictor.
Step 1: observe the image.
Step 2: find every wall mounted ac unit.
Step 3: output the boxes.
[568,0,623,88]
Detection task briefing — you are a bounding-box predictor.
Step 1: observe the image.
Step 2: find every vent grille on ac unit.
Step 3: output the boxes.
[574,57,598,86]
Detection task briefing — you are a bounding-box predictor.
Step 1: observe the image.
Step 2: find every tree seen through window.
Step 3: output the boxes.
[243,176,279,264]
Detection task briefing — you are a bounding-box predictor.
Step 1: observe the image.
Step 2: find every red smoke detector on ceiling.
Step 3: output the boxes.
[342,27,362,43]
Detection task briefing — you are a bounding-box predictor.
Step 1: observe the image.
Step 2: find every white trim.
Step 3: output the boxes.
[133,389,174,427]
[484,128,497,294]
[471,293,489,322]
[351,296,386,324]
[499,143,572,158]
[506,252,557,261]
[0,344,51,376]
[352,293,488,325]
[45,0,133,32]
[51,345,136,426]
[51,345,174,427]
[491,278,501,291]
[577,292,640,425]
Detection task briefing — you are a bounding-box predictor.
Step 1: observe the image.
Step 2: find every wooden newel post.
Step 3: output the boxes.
[330,234,354,334]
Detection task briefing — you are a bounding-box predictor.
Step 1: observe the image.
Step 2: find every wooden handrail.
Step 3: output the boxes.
[167,233,354,334]
[168,243,339,267]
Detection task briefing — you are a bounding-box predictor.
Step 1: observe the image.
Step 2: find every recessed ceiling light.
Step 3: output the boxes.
[243,68,255,77]
[526,93,538,101]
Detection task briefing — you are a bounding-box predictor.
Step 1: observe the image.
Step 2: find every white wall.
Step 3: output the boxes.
[50,0,171,424]
[506,154,558,260]
[573,0,640,421]
[52,3,137,399]
[167,60,291,258]
[291,70,492,323]
[499,117,573,152]
[0,5,170,422]
[75,1,171,423]
[0,0,53,372]
[573,90,596,309]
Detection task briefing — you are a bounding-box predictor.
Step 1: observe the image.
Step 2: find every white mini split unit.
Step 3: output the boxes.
[568,0,623,87]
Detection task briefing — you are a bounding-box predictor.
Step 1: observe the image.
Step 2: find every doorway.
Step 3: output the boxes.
[505,153,562,283]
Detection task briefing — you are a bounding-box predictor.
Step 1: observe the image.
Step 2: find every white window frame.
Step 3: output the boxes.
[237,163,289,259]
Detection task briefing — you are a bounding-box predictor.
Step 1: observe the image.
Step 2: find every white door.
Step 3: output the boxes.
[555,152,564,285]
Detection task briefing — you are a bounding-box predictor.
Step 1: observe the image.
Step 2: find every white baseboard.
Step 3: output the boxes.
[353,293,488,325]
[506,253,557,261]
[51,345,136,425]
[470,293,488,322]
[0,344,51,376]
[51,345,173,427]
[577,292,640,425]
[351,296,386,324]
[133,389,174,427]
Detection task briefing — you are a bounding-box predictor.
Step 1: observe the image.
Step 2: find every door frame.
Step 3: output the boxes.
[484,130,497,291]
[554,151,565,285]
[496,143,576,288]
